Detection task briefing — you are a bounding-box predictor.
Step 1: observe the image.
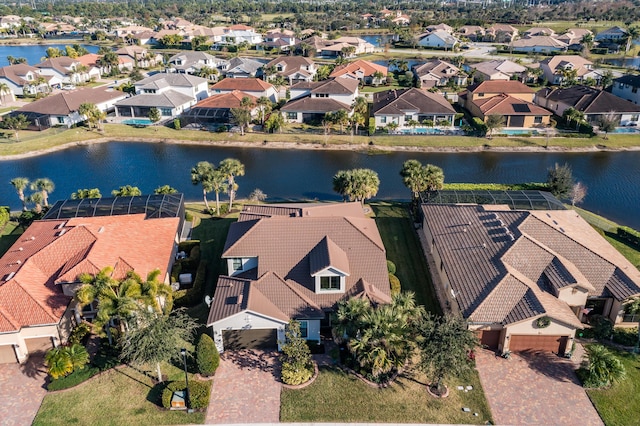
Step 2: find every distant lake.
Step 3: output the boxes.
[373,59,421,71]
[603,57,640,69]
[0,44,100,66]
[361,34,398,47]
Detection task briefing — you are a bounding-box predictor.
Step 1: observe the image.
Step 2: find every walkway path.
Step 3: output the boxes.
[205,350,281,424]
[475,348,602,426]
[0,354,48,426]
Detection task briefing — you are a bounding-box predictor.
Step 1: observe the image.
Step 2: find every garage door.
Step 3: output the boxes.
[25,337,53,355]
[477,330,501,349]
[0,345,17,364]
[223,329,277,350]
[510,335,568,354]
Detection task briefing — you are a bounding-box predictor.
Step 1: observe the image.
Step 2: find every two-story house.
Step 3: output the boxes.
[281,78,359,123]
[167,51,228,78]
[539,55,594,85]
[263,56,317,85]
[0,64,51,96]
[372,88,456,131]
[612,74,640,105]
[413,59,467,88]
[329,59,388,86]
[35,57,89,86]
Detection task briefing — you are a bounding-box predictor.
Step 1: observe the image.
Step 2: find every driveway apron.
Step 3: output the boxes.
[0,354,48,426]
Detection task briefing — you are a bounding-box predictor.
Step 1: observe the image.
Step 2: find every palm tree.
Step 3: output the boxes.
[407,119,419,134]
[0,82,12,105]
[563,107,585,130]
[351,96,368,116]
[65,343,90,372]
[71,188,102,199]
[28,191,44,213]
[332,168,380,205]
[333,109,349,134]
[219,158,245,210]
[111,185,141,196]
[30,178,55,207]
[44,347,73,379]
[256,96,272,129]
[424,164,445,191]
[153,185,178,195]
[372,71,385,86]
[582,345,626,388]
[10,177,29,210]
[485,114,505,138]
[78,103,101,130]
[625,26,640,55]
[190,161,216,211]
[350,112,366,136]
[210,168,228,216]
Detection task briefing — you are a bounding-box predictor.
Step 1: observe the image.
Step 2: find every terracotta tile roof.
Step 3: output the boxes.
[330,60,388,79]
[537,85,640,114]
[18,87,126,115]
[210,203,389,325]
[0,214,180,333]
[372,88,455,116]
[475,94,551,116]
[193,90,257,109]
[211,77,273,92]
[467,80,534,95]
[76,53,100,67]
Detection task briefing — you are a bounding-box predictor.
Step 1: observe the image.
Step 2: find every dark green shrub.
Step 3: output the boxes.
[185,211,194,222]
[589,314,614,340]
[386,260,396,275]
[68,322,92,345]
[196,334,220,377]
[389,273,401,295]
[0,206,9,229]
[174,260,208,307]
[178,240,200,257]
[612,327,638,346]
[617,226,640,249]
[161,380,211,410]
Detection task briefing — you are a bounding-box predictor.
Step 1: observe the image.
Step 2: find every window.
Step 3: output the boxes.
[381,116,387,124]
[161,108,171,116]
[287,112,297,119]
[405,115,412,122]
[320,276,340,290]
[534,116,543,124]
[633,87,638,94]
[57,117,65,124]
[299,320,308,338]
[232,258,243,271]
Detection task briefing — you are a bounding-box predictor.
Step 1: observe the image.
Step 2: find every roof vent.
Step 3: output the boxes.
[30,236,35,240]
[463,228,467,233]
[98,226,105,233]
[559,227,565,233]
[16,260,21,265]
[57,229,66,237]
[237,294,243,305]
[553,220,558,225]
[18,247,23,251]
[482,243,487,248]
[57,222,66,229]
[5,271,15,280]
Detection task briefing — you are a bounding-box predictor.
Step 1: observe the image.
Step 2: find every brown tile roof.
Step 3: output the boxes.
[537,85,640,114]
[210,203,389,325]
[211,78,273,92]
[372,88,456,116]
[0,64,45,86]
[280,96,350,113]
[192,90,257,109]
[467,80,534,95]
[18,87,126,115]
[422,203,640,327]
[0,214,180,333]
[330,60,388,79]
[290,77,359,95]
[238,203,365,221]
[266,56,315,73]
[35,56,80,74]
[413,59,461,78]
[511,36,567,48]
[475,94,551,116]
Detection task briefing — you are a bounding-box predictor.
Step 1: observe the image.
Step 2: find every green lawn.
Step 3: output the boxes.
[585,350,640,426]
[281,366,492,424]
[34,366,206,426]
[0,221,23,257]
[371,201,441,314]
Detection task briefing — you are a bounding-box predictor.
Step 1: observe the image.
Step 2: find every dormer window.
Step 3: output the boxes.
[232,258,243,271]
[309,236,349,294]
[320,276,340,290]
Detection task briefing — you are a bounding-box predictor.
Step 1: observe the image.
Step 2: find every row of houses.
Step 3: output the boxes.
[2,189,639,363]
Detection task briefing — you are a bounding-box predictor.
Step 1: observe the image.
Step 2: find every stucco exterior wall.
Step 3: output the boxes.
[0,324,60,363]
[504,317,576,355]
[211,311,287,353]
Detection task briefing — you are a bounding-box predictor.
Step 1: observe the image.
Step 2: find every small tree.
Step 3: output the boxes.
[111,185,142,197]
[248,188,267,202]
[265,112,285,133]
[485,114,505,138]
[44,344,89,380]
[332,168,380,205]
[579,345,626,388]
[623,297,640,353]
[148,107,161,125]
[196,333,220,377]
[280,320,314,385]
[417,314,478,396]
[71,188,102,199]
[2,114,29,140]
[569,182,588,206]
[547,162,575,199]
[154,185,178,194]
[598,113,617,139]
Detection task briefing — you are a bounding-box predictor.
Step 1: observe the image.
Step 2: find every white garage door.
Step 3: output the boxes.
[0,345,17,364]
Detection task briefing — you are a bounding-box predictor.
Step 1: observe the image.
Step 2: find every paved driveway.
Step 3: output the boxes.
[206,350,281,424]
[475,348,603,426]
[0,354,48,426]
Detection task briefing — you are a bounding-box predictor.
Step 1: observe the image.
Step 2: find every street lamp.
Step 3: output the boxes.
[180,348,190,410]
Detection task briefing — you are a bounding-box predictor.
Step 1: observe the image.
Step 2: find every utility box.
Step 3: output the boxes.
[170,390,186,409]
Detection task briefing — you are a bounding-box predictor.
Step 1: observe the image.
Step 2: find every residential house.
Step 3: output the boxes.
[426,23,454,34]
[372,88,456,130]
[457,25,485,42]
[556,28,593,46]
[75,53,103,81]
[289,77,359,105]
[114,25,154,39]
[612,74,640,105]
[0,194,183,364]
[35,57,89,86]
[466,59,527,82]
[329,59,388,86]
[181,90,258,127]
[261,31,299,52]
[10,87,126,129]
[460,80,550,128]
[223,57,266,79]
[115,73,208,119]
[283,78,359,123]
[264,56,317,85]
[220,29,263,46]
[535,85,640,127]
[296,35,332,55]
[115,46,163,69]
[595,26,628,42]
[0,14,22,30]
[539,55,594,85]
[167,51,228,78]
[391,14,411,26]
[40,22,78,37]
[510,36,568,54]
[419,192,640,355]
[206,202,391,352]
[210,78,278,102]
[523,27,556,37]
[0,64,51,96]
[413,60,467,88]
[485,24,518,43]
[417,30,458,50]
[281,97,351,124]
[327,37,376,55]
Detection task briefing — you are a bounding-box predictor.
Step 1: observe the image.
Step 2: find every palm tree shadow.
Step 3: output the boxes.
[19,352,47,381]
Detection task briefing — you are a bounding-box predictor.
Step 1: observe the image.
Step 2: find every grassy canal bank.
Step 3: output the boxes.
[2,124,640,158]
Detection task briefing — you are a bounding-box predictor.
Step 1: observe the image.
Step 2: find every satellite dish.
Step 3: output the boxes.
[205,295,212,307]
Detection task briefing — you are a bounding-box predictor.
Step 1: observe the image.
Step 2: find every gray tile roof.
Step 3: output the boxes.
[372,88,455,116]
[135,72,207,88]
[536,85,640,114]
[115,90,193,108]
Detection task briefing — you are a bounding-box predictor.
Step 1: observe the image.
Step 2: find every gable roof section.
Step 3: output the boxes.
[135,72,206,89]
[18,87,126,115]
[467,80,534,95]
[35,56,80,74]
[192,90,257,109]
[280,96,350,113]
[372,88,455,116]
[211,77,273,92]
[475,94,551,116]
[330,60,388,78]
[538,85,640,114]
[309,236,350,275]
[0,64,42,86]
[615,74,640,87]
[115,90,193,108]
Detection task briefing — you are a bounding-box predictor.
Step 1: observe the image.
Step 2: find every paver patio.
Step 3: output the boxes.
[205,349,281,424]
[0,354,48,426]
[475,348,603,426]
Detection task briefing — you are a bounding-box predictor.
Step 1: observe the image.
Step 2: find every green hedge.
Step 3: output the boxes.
[0,206,9,229]
[174,260,208,307]
[617,227,640,249]
[161,380,211,410]
[196,334,220,377]
[386,260,396,275]
[389,273,401,295]
[178,240,201,257]
[612,327,639,346]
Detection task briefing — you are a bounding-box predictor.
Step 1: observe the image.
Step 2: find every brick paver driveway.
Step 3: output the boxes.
[475,348,603,426]
[206,349,281,424]
[0,354,48,426]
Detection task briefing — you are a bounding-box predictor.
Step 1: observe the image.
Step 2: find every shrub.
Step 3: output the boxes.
[68,322,92,345]
[389,273,401,295]
[196,334,220,377]
[173,118,181,130]
[589,314,614,340]
[0,206,9,229]
[174,260,208,307]
[178,240,200,257]
[578,345,626,388]
[161,380,211,410]
[185,211,194,222]
[612,327,638,346]
[280,320,314,386]
[617,226,640,249]
[386,260,396,275]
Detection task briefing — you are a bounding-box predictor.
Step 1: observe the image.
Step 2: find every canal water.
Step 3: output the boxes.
[0,43,100,66]
[1,142,639,229]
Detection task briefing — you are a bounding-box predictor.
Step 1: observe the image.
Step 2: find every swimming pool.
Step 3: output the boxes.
[122,118,153,126]
[500,129,539,136]
[401,128,444,135]
[611,127,640,134]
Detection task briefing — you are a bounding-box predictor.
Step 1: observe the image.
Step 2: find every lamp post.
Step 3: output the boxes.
[180,348,190,410]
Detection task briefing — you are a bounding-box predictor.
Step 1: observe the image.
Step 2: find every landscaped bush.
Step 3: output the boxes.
[161,380,211,410]
[0,206,9,229]
[589,314,614,340]
[47,342,119,391]
[577,345,626,388]
[68,322,92,345]
[389,273,401,295]
[178,240,201,257]
[196,333,220,377]
[386,260,396,274]
[280,320,314,386]
[612,327,639,346]
[174,260,208,307]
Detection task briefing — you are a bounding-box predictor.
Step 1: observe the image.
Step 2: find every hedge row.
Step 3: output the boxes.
[617,226,640,249]
[174,260,208,307]
[161,379,211,410]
